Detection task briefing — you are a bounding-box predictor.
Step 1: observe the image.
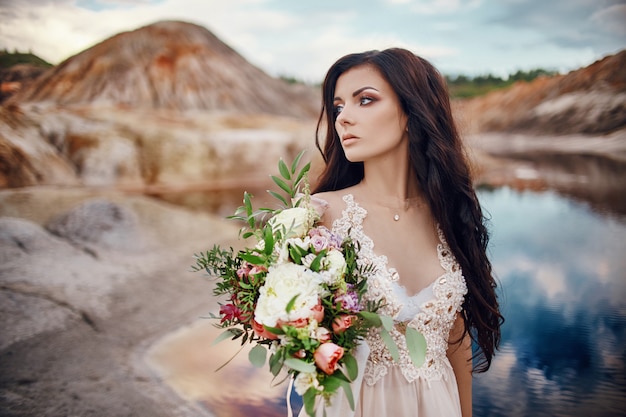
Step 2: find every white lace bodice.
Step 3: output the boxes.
[332,194,467,386]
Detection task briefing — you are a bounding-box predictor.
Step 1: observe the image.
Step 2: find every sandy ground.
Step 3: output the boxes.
[0,187,243,417]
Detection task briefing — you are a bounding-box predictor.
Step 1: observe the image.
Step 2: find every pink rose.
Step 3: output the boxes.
[277,317,309,328]
[314,342,344,375]
[310,303,325,323]
[252,319,279,340]
[332,314,356,334]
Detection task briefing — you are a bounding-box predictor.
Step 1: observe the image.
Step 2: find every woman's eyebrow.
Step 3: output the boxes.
[334,86,380,101]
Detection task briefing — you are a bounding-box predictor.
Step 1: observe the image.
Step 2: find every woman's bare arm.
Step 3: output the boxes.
[447,314,473,417]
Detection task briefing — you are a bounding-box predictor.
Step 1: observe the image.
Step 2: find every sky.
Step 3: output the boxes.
[1,0,625,83]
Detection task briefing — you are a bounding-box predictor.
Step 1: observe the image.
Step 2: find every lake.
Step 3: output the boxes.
[147,186,626,417]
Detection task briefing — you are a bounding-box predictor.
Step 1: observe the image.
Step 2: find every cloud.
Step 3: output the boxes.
[487,0,626,51]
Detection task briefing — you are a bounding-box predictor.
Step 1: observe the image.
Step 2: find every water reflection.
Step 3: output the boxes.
[147,188,626,417]
[475,188,626,417]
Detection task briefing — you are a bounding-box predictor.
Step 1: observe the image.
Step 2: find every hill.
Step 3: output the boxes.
[456,50,626,135]
[6,20,319,118]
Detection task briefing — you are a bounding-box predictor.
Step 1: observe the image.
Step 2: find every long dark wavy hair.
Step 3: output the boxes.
[313,48,503,372]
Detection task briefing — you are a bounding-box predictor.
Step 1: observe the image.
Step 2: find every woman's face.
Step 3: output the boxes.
[333,64,408,163]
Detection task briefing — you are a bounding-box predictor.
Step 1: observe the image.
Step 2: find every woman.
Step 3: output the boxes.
[308,48,503,416]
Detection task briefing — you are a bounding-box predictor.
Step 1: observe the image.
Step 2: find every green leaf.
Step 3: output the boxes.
[321,375,342,392]
[294,162,311,187]
[283,357,316,373]
[239,253,266,265]
[379,327,400,362]
[211,329,240,346]
[291,150,306,174]
[339,379,355,411]
[285,294,300,313]
[343,353,358,381]
[379,315,394,331]
[358,311,382,327]
[289,245,302,264]
[268,190,289,207]
[264,325,285,335]
[271,175,292,196]
[263,226,274,256]
[248,345,267,368]
[309,250,327,272]
[405,327,427,368]
[303,387,317,417]
[278,158,291,180]
[269,351,284,376]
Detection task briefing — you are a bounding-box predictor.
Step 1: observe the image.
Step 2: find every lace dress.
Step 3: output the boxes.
[301,194,468,417]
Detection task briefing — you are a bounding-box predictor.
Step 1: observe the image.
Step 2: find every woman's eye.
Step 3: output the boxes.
[333,104,344,115]
[359,96,373,105]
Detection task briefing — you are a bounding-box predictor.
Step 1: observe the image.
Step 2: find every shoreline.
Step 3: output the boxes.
[1,131,625,416]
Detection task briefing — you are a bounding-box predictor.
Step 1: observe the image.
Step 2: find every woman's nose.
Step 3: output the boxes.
[336,107,352,125]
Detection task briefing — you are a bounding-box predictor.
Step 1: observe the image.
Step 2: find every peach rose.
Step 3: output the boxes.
[332,314,356,334]
[310,303,325,323]
[252,319,279,340]
[314,342,344,375]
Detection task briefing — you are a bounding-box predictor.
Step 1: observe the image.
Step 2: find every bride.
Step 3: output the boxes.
[307,48,503,417]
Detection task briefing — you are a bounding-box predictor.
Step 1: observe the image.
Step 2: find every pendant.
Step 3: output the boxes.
[393,214,400,221]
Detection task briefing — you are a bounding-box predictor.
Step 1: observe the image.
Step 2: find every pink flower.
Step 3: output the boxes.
[252,319,279,340]
[219,303,244,323]
[236,263,251,279]
[277,317,309,328]
[249,265,267,276]
[314,342,344,375]
[310,235,329,253]
[310,303,325,323]
[293,349,307,359]
[332,314,357,334]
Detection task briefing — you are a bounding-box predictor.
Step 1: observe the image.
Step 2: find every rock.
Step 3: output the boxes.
[45,199,144,252]
[456,50,626,135]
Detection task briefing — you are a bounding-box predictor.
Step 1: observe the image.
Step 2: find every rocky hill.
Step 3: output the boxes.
[6,20,319,118]
[0,21,320,189]
[456,50,626,135]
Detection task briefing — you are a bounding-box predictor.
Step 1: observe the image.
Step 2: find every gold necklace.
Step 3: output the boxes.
[379,197,423,222]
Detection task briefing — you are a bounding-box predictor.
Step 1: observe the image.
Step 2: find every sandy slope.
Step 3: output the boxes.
[0,187,242,416]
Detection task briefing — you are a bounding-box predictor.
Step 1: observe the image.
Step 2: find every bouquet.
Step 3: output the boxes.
[192,152,425,416]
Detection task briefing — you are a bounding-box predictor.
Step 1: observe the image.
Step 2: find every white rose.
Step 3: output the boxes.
[294,372,320,395]
[254,263,324,327]
[324,249,347,283]
[268,207,310,239]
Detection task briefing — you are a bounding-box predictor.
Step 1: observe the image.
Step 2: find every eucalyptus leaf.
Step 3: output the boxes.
[283,357,316,373]
[248,345,267,368]
[211,329,239,346]
[269,352,284,376]
[343,353,358,381]
[405,327,427,368]
[303,387,317,417]
[379,315,394,331]
[358,311,382,327]
[379,327,400,362]
[340,379,355,411]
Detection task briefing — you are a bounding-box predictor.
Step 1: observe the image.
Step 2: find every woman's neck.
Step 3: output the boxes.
[358,151,422,207]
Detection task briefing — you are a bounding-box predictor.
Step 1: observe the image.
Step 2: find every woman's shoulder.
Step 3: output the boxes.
[312,186,358,227]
